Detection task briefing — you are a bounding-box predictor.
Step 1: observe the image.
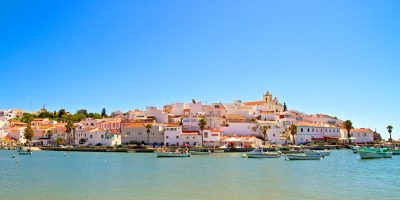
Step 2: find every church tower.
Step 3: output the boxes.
[263,91,272,104]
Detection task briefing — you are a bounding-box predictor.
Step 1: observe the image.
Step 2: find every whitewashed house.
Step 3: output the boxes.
[340,128,374,144]
[202,129,222,147]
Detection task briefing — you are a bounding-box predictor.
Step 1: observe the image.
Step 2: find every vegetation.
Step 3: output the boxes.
[23,124,34,145]
[288,124,297,145]
[101,108,107,117]
[55,137,64,145]
[261,125,270,145]
[283,102,287,112]
[342,120,353,144]
[145,124,153,144]
[373,130,383,143]
[198,118,207,146]
[47,130,53,138]
[387,125,393,142]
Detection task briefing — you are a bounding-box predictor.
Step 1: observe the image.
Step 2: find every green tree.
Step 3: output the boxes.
[342,120,353,144]
[58,109,66,118]
[387,125,393,142]
[24,124,34,145]
[47,129,53,138]
[198,118,207,146]
[288,124,297,145]
[261,125,270,145]
[283,102,287,112]
[145,124,153,145]
[101,108,107,117]
[76,109,88,117]
[55,137,64,146]
[20,113,36,124]
[65,121,75,145]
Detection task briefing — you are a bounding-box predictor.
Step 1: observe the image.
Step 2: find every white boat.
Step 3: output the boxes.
[154,149,190,157]
[285,150,322,160]
[17,146,32,155]
[350,146,360,154]
[245,148,281,158]
[212,150,225,153]
[358,148,392,159]
[315,149,331,157]
[190,150,211,155]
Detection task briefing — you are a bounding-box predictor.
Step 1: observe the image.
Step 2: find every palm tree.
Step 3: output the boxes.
[288,124,297,145]
[47,129,53,138]
[342,120,353,145]
[261,125,270,145]
[145,124,153,145]
[198,118,207,147]
[65,121,75,146]
[387,125,393,142]
[23,124,34,146]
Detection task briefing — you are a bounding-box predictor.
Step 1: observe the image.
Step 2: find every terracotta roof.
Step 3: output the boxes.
[341,128,373,133]
[296,122,323,127]
[122,122,145,128]
[243,101,265,106]
[166,123,181,127]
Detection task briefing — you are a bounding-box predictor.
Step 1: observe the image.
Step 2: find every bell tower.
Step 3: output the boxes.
[263,91,272,103]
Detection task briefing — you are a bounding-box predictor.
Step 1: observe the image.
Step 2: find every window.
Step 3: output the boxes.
[364,133,366,136]
[204,132,208,138]
[307,128,310,132]
[139,133,141,135]
[176,136,179,139]
[166,136,169,139]
[101,135,104,138]
[301,128,303,132]
[273,134,275,137]
[90,135,93,138]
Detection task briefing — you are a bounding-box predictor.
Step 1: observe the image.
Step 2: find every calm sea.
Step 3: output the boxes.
[0,150,399,200]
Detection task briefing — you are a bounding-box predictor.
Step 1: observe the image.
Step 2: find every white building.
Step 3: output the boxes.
[202,129,222,147]
[146,107,169,123]
[295,122,340,145]
[340,128,374,144]
[75,128,121,146]
[221,122,256,136]
[164,124,182,146]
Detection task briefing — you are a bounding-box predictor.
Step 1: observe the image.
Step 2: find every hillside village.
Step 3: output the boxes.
[0,91,377,148]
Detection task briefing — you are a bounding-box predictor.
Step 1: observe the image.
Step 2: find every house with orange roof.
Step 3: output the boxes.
[75,128,121,146]
[99,118,122,133]
[6,127,26,144]
[121,122,163,145]
[202,129,222,147]
[340,128,374,144]
[295,121,340,145]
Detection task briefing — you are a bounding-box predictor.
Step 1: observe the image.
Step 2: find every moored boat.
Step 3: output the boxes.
[17,146,32,155]
[358,147,392,159]
[245,148,281,158]
[190,150,211,155]
[154,149,190,157]
[285,150,322,160]
[315,149,331,156]
[391,149,400,155]
[350,146,360,154]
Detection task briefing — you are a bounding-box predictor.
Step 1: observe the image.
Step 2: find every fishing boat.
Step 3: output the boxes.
[391,149,400,155]
[315,149,331,156]
[245,148,281,158]
[154,149,190,157]
[358,147,392,159]
[17,146,32,155]
[285,150,322,160]
[190,150,211,155]
[350,146,360,154]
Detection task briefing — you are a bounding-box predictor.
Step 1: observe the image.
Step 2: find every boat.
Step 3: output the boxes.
[212,150,225,153]
[154,149,190,157]
[245,148,281,158]
[358,147,392,159]
[190,150,211,155]
[285,150,322,160]
[350,146,360,154]
[315,149,331,156]
[17,146,32,155]
[391,149,400,155]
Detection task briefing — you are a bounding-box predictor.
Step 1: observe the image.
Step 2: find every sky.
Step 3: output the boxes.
[0,0,399,139]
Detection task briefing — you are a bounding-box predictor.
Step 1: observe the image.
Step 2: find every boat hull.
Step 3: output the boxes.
[359,152,392,159]
[316,150,331,157]
[190,151,211,155]
[154,152,190,157]
[285,154,321,160]
[246,153,281,158]
[391,150,400,155]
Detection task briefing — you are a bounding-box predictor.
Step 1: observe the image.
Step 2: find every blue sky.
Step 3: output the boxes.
[1,0,399,139]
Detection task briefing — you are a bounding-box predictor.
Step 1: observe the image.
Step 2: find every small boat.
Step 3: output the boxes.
[350,146,360,154]
[285,150,322,160]
[315,149,331,157]
[154,149,190,158]
[245,148,281,158]
[358,147,392,159]
[212,150,225,153]
[17,146,32,155]
[392,149,400,155]
[190,150,211,155]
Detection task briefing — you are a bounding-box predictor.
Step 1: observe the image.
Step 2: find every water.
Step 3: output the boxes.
[1,150,399,200]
